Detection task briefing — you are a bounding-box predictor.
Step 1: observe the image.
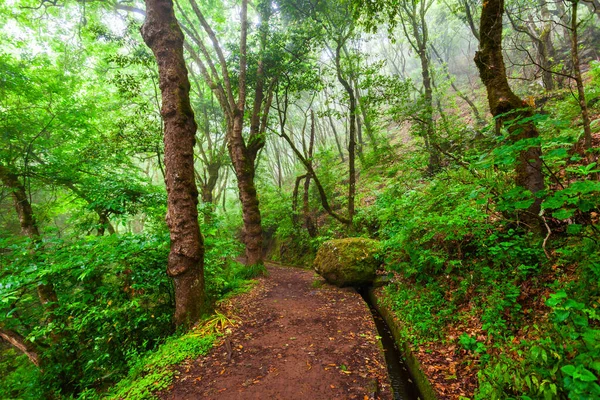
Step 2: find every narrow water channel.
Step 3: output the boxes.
[357,288,422,400]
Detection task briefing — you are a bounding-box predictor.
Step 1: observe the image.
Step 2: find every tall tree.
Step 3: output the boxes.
[175,0,274,265]
[141,0,206,326]
[355,0,442,174]
[396,0,441,175]
[506,0,556,91]
[474,0,545,228]
[569,0,595,161]
[285,0,360,226]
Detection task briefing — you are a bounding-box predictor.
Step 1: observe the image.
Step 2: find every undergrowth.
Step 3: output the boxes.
[0,209,256,399]
[373,157,599,398]
[102,333,215,400]
[357,76,600,399]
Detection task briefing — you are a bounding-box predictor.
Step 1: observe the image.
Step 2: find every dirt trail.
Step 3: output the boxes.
[161,264,392,399]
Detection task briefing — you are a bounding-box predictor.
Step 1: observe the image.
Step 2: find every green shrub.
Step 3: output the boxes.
[0,209,254,398]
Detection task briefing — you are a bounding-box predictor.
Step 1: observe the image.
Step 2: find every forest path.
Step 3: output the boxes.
[160,264,392,399]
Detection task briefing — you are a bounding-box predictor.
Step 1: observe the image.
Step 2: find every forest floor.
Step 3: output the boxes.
[158,264,393,400]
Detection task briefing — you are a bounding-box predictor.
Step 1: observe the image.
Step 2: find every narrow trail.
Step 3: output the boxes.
[161,264,392,399]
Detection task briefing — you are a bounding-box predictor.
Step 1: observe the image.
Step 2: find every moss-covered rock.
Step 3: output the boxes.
[313,238,382,287]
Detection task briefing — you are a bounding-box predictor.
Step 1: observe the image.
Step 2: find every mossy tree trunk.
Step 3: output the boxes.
[474,0,545,229]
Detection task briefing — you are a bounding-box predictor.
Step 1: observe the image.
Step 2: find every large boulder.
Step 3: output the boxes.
[314,238,382,287]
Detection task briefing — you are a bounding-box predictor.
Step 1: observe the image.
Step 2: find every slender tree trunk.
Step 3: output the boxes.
[538,0,556,91]
[462,0,480,41]
[304,110,317,237]
[570,0,594,160]
[431,44,485,127]
[0,165,58,312]
[353,81,378,149]
[351,79,364,158]
[335,42,356,226]
[275,141,283,189]
[199,162,220,224]
[220,168,229,213]
[224,0,271,266]
[199,167,218,204]
[292,174,307,226]
[96,210,115,236]
[141,0,206,327]
[279,132,350,225]
[474,0,545,229]
[0,328,39,366]
[328,113,345,162]
[303,174,316,237]
[418,48,441,175]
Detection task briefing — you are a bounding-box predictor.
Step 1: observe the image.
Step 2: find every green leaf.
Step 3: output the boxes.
[514,199,535,209]
[552,208,575,220]
[546,291,567,307]
[561,365,576,376]
[544,148,568,159]
[573,314,589,327]
[574,367,598,382]
[555,310,570,322]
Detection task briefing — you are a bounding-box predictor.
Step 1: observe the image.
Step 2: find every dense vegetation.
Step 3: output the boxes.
[1,0,599,398]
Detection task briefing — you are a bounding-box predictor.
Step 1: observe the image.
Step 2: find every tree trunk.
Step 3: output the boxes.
[229,112,264,266]
[0,165,59,312]
[199,162,220,224]
[141,0,206,327]
[304,110,317,237]
[303,174,317,237]
[275,140,283,189]
[335,42,356,227]
[328,113,345,162]
[536,36,554,92]
[0,328,39,366]
[538,0,556,91]
[97,210,115,236]
[279,132,351,225]
[200,168,218,204]
[430,44,485,127]
[292,174,307,227]
[353,79,378,149]
[418,48,441,175]
[400,0,440,174]
[570,0,594,161]
[474,0,545,228]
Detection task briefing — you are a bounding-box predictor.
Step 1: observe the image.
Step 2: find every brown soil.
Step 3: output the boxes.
[160,264,392,400]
